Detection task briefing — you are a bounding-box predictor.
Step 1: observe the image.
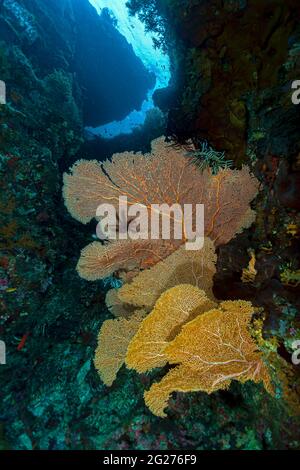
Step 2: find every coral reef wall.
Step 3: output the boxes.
[0,0,299,450]
[154,0,300,160]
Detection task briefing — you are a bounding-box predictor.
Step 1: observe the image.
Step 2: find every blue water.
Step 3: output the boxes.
[87,0,170,138]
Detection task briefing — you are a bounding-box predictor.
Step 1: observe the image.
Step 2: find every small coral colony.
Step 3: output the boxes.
[63,137,294,418]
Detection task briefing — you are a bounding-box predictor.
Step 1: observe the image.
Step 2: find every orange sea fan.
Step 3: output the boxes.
[76,239,178,281]
[63,159,107,224]
[63,137,259,280]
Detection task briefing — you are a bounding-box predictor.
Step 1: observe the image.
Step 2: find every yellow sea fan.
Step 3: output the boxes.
[94,310,146,386]
[125,284,216,373]
[143,299,273,417]
[165,300,264,373]
[118,237,217,311]
[105,288,136,318]
[144,364,226,418]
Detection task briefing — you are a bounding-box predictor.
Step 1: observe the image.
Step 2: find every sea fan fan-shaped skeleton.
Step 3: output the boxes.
[63,137,259,280]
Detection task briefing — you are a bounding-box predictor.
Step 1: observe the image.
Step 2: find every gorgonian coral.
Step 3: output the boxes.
[126,286,273,417]
[126,284,217,374]
[63,137,271,418]
[94,309,147,387]
[94,237,217,385]
[63,137,259,280]
[117,236,217,311]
